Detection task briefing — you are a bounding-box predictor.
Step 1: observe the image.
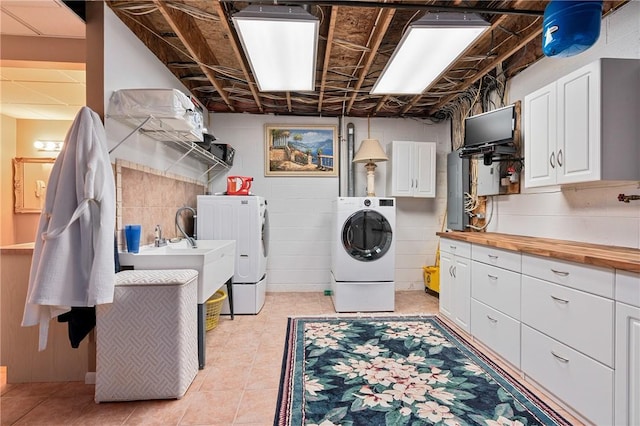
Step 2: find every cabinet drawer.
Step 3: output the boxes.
[472,245,521,273]
[471,261,521,319]
[471,300,520,368]
[522,253,614,298]
[521,325,614,426]
[440,238,471,258]
[616,270,640,308]
[522,275,614,367]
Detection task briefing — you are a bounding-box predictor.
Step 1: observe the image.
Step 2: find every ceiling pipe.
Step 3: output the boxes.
[221,1,545,17]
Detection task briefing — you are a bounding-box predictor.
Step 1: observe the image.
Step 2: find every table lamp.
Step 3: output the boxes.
[353,135,388,196]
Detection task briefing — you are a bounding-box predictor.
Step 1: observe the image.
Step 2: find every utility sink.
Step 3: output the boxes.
[118,239,236,304]
[119,239,236,370]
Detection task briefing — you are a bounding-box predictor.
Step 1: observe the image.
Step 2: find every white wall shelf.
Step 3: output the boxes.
[107,114,229,183]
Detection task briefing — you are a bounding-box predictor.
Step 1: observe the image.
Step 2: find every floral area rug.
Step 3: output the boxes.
[274,316,571,426]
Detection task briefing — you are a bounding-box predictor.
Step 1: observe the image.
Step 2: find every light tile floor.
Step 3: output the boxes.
[1,291,582,425]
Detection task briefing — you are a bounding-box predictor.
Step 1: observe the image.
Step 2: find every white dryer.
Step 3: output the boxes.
[197,195,269,314]
[330,197,396,312]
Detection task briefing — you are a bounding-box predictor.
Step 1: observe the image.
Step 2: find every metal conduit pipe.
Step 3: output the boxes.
[346,122,355,197]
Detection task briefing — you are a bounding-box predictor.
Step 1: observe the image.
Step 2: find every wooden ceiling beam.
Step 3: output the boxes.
[374,95,390,114]
[345,8,395,115]
[152,0,235,111]
[318,6,338,113]
[211,0,263,113]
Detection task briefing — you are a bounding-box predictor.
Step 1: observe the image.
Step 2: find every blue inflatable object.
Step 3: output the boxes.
[543,0,603,58]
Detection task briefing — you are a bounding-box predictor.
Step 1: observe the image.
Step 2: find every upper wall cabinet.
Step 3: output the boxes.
[386,141,436,198]
[524,58,640,188]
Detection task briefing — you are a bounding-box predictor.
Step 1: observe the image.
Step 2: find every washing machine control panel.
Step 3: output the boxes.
[379,199,394,206]
[364,199,371,207]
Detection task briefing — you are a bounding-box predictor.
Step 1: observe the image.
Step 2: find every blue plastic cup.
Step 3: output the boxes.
[124,225,141,253]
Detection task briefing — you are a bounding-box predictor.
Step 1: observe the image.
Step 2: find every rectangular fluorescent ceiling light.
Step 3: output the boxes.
[371,13,489,95]
[233,5,319,92]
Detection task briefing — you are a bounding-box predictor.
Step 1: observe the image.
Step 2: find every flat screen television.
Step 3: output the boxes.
[464,104,515,148]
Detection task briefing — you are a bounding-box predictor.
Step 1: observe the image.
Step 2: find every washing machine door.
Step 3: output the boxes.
[342,210,392,261]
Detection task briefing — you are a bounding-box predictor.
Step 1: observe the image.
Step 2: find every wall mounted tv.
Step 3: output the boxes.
[464,104,515,148]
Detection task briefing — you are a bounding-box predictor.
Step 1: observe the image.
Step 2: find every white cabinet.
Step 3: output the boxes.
[524,81,557,187]
[615,271,640,426]
[439,238,471,332]
[441,236,638,425]
[521,324,614,426]
[521,254,615,425]
[470,245,522,367]
[524,58,640,188]
[386,141,436,198]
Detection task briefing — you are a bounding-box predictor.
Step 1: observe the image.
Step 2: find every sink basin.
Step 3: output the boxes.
[118,239,236,304]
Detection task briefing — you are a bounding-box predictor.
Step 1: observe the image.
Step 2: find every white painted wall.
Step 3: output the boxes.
[209,113,450,292]
[99,5,452,294]
[491,1,640,249]
[102,5,206,181]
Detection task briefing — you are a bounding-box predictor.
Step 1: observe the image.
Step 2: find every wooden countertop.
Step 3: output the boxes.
[0,242,35,255]
[436,232,640,273]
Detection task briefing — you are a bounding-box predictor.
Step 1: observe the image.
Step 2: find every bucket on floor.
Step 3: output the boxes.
[205,290,227,331]
[423,266,440,294]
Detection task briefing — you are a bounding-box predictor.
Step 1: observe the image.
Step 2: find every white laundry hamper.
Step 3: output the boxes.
[95,269,198,402]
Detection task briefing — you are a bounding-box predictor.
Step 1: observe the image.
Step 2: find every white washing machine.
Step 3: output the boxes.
[330,197,396,312]
[197,195,269,314]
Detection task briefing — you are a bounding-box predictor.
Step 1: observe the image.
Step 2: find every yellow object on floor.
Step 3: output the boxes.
[206,290,227,331]
[423,265,440,293]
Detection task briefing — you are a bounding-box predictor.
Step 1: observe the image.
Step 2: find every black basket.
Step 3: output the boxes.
[212,143,235,166]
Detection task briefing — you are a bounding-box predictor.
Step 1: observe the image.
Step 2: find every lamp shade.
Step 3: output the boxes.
[353,139,388,163]
[233,5,319,92]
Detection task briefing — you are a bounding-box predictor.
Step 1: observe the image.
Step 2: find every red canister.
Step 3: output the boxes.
[226,176,253,195]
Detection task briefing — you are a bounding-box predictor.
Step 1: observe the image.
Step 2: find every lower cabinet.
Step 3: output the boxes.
[439,239,471,333]
[615,271,640,426]
[470,300,520,367]
[521,325,614,426]
[438,238,636,425]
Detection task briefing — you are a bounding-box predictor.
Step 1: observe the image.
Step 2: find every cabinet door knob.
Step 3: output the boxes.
[551,350,570,363]
[487,274,498,280]
[486,315,498,323]
[488,254,498,260]
[550,295,570,304]
[557,149,563,167]
[550,269,569,277]
[452,266,457,278]
[550,152,556,168]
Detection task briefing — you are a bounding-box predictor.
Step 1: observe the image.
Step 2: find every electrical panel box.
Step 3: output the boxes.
[477,161,503,196]
[446,150,469,231]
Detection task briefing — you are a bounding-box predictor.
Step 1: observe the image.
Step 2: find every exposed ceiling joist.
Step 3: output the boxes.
[152,0,235,111]
[104,0,628,118]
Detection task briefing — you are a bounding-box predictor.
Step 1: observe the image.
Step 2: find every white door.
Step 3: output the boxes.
[557,61,601,184]
[452,256,471,333]
[414,142,436,198]
[390,141,413,196]
[524,81,557,188]
[439,252,454,320]
[615,302,640,426]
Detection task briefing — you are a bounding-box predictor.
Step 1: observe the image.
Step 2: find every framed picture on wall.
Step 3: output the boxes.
[264,124,338,177]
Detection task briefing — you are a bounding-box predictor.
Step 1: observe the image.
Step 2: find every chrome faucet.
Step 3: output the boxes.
[175,206,197,248]
[154,224,167,247]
